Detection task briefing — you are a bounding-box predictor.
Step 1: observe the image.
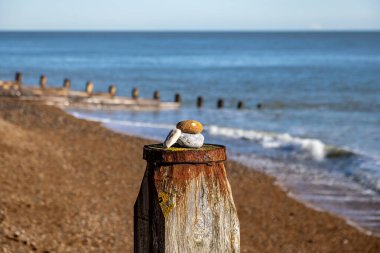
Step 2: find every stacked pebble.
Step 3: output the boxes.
[163,120,204,148]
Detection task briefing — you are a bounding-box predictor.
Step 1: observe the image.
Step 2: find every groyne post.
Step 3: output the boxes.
[174,93,181,103]
[85,81,94,96]
[217,99,224,109]
[132,87,139,99]
[197,96,203,108]
[15,72,22,85]
[40,75,47,89]
[153,90,160,101]
[108,84,117,98]
[237,101,244,109]
[134,144,240,253]
[63,79,71,89]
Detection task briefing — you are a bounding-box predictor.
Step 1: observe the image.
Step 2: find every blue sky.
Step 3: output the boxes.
[0,0,379,31]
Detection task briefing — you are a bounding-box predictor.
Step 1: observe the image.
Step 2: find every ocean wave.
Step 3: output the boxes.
[206,125,353,161]
[70,111,354,161]
[71,111,380,192]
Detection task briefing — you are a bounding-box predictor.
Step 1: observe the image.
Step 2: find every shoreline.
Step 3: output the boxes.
[70,109,380,237]
[1,98,380,252]
[232,154,380,238]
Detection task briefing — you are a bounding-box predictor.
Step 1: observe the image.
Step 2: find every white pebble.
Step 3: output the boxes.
[177,133,204,148]
[163,128,181,148]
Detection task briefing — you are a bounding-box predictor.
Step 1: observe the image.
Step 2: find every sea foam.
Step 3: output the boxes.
[206,125,345,161]
[71,112,352,161]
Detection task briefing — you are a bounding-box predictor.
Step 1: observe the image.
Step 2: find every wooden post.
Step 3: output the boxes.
[40,75,47,89]
[153,90,160,101]
[63,78,71,89]
[237,101,244,109]
[174,93,181,103]
[15,72,23,85]
[134,144,240,252]
[197,96,203,108]
[85,81,94,95]
[108,84,117,98]
[132,87,139,99]
[217,99,224,109]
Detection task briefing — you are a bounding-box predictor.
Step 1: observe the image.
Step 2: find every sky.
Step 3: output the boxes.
[0,0,379,31]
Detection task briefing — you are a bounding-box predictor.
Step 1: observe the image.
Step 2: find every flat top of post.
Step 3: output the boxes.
[143,144,226,164]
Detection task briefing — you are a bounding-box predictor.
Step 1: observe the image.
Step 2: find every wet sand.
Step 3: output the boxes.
[0,98,379,252]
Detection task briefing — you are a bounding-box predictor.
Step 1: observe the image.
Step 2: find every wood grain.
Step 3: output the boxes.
[134,144,240,253]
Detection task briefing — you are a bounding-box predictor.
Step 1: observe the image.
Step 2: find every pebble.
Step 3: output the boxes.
[163,128,181,148]
[176,120,203,134]
[177,133,204,148]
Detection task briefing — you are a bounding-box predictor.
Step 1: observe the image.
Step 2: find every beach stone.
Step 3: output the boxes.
[163,128,181,148]
[176,120,203,134]
[177,133,204,148]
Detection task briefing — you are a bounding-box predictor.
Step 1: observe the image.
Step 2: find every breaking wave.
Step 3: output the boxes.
[206,125,353,161]
[70,112,354,162]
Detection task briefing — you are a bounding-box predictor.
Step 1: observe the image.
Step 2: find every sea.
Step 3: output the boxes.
[0,32,379,234]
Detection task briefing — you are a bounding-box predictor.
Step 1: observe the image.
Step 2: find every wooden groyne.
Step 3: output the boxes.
[0,73,180,111]
[1,72,253,110]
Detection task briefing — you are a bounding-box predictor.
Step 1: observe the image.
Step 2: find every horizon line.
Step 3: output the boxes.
[0,29,380,33]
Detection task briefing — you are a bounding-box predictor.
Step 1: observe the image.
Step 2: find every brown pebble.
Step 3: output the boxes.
[176,120,203,134]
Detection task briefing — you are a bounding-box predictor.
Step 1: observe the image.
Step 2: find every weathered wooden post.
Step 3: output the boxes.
[132,87,139,99]
[134,144,240,252]
[108,84,117,98]
[237,101,244,109]
[153,90,160,101]
[15,72,23,84]
[40,75,47,89]
[217,99,224,109]
[85,81,94,96]
[63,78,71,89]
[197,96,203,108]
[174,93,181,103]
